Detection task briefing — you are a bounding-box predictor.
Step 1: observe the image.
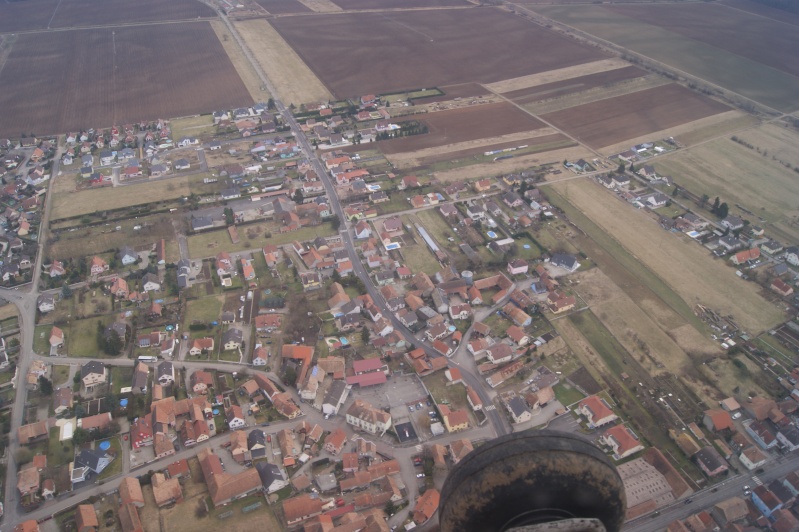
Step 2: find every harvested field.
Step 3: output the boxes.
[271,8,606,98]
[0,0,213,32]
[401,131,573,168]
[433,144,588,182]
[520,73,669,116]
[0,23,252,138]
[653,123,799,243]
[485,58,630,94]
[503,65,646,103]
[606,3,799,78]
[0,0,58,32]
[52,0,213,27]
[420,82,490,104]
[255,0,312,13]
[235,19,332,105]
[550,179,784,333]
[296,0,342,11]
[572,268,718,405]
[541,84,729,149]
[378,102,544,154]
[598,110,759,155]
[331,0,468,9]
[210,20,265,102]
[534,4,799,111]
[47,216,176,261]
[51,177,192,220]
[721,0,799,27]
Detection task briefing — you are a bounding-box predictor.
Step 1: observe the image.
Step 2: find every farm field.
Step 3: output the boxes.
[0,23,253,138]
[0,0,214,31]
[484,57,630,94]
[235,19,332,106]
[549,179,784,333]
[271,7,606,98]
[721,0,799,26]
[606,3,799,78]
[187,222,336,259]
[533,4,799,112]
[541,84,729,150]
[255,0,312,13]
[379,102,544,155]
[405,132,574,169]
[332,0,469,8]
[433,144,587,182]
[598,110,759,157]
[47,215,177,262]
[502,65,647,103]
[652,123,799,243]
[571,268,717,404]
[50,0,214,28]
[50,176,192,220]
[210,20,265,102]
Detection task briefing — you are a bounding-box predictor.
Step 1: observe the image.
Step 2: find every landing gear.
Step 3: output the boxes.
[439,430,626,532]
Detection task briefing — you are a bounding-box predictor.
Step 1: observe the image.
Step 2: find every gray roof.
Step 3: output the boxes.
[551,253,578,270]
[508,396,530,417]
[256,463,285,489]
[157,361,173,380]
[223,328,243,344]
[248,429,265,449]
[191,216,213,230]
[81,361,105,379]
[75,448,109,473]
[323,379,348,406]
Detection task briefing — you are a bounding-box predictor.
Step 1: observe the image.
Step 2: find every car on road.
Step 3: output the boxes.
[684,498,693,504]
[416,473,425,478]
[743,485,750,491]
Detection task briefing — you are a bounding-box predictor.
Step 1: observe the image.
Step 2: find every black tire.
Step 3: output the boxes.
[439,430,626,532]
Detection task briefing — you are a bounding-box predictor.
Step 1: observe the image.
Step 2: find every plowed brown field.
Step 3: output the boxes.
[541,84,729,149]
[377,102,544,154]
[0,23,252,138]
[271,7,606,98]
[503,65,646,103]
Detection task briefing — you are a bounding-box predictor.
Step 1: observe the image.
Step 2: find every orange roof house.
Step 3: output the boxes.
[413,488,441,524]
[577,396,618,428]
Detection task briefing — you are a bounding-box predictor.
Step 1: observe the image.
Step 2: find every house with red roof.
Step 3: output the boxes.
[600,425,644,460]
[576,396,618,428]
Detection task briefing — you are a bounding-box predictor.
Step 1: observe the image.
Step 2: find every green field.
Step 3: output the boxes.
[98,437,123,480]
[535,4,799,111]
[111,366,134,395]
[653,124,799,243]
[67,317,112,358]
[48,427,75,467]
[185,296,224,326]
[187,223,336,259]
[545,187,704,332]
[170,115,216,143]
[51,176,193,221]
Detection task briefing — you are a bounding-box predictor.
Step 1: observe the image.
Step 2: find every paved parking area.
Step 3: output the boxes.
[351,374,428,418]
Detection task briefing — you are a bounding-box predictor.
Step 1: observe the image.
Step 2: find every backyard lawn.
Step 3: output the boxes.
[52,365,71,386]
[185,296,224,326]
[111,367,134,395]
[98,437,123,480]
[423,371,468,412]
[48,427,75,467]
[67,317,113,358]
